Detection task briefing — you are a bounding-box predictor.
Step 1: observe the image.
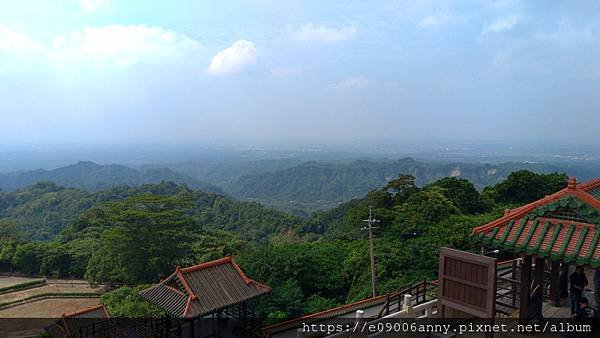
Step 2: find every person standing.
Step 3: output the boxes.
[571,266,589,315]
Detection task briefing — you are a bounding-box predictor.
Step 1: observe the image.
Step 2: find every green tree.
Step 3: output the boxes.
[257,279,305,318]
[84,194,194,284]
[40,243,73,278]
[305,294,338,313]
[12,242,44,275]
[101,286,163,317]
[427,177,485,214]
[486,170,568,204]
[384,175,419,205]
[0,240,18,271]
[0,220,23,271]
[397,188,460,225]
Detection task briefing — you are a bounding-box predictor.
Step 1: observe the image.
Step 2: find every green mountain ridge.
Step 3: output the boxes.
[0,181,292,241]
[0,161,222,194]
[222,158,599,214]
[0,170,574,319]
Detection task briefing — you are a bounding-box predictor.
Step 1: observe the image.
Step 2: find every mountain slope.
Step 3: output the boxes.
[0,161,222,194]
[137,158,304,187]
[224,158,599,214]
[0,181,300,241]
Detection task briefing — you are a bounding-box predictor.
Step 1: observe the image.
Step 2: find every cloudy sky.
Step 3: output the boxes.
[1,0,599,148]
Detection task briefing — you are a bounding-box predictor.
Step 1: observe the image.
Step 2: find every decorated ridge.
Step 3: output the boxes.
[473,177,600,267]
[139,256,270,318]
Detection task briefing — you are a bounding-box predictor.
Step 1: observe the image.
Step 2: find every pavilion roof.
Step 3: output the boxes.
[139,256,270,318]
[473,177,600,267]
[46,304,110,338]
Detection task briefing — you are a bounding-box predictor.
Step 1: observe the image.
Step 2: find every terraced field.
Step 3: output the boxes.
[0,280,107,304]
[0,276,39,289]
[0,297,102,318]
[0,276,110,317]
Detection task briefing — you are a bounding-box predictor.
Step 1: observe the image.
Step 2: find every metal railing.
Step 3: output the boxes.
[377,280,438,318]
[495,258,555,316]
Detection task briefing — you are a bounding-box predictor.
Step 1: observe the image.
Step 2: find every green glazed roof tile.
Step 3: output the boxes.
[515,219,539,253]
[542,223,563,257]
[584,228,600,261]
[504,216,529,250]
[527,221,551,255]
[571,227,590,264]
[553,224,576,262]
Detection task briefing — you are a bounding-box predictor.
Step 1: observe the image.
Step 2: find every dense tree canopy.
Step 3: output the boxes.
[426,177,486,214]
[0,170,571,319]
[484,170,568,204]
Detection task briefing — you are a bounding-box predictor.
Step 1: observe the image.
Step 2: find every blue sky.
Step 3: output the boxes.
[1,0,599,147]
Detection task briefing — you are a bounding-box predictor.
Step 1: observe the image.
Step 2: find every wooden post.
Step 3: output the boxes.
[559,263,569,299]
[532,257,545,318]
[519,255,532,320]
[549,260,561,306]
[511,259,517,308]
[385,293,390,316]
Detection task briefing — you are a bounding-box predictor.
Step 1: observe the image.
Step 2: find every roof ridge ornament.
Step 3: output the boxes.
[568,177,577,190]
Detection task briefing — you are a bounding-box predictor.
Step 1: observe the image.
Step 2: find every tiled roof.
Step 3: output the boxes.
[263,294,389,334]
[46,304,110,338]
[139,256,271,318]
[474,177,600,266]
[588,187,600,200]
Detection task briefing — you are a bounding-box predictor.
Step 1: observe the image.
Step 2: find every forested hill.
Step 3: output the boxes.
[0,170,572,319]
[0,181,300,241]
[0,161,222,194]
[223,158,598,214]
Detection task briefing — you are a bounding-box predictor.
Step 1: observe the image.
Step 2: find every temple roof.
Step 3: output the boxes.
[263,294,389,335]
[473,177,600,267]
[139,256,271,318]
[46,304,110,338]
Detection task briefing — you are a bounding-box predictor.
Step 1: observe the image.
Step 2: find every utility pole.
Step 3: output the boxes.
[362,206,380,297]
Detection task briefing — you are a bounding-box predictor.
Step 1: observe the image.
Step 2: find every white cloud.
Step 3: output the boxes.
[53,25,200,67]
[418,13,454,28]
[330,76,373,90]
[292,23,357,43]
[0,24,42,54]
[80,0,110,12]
[0,24,201,68]
[206,40,259,75]
[482,15,521,35]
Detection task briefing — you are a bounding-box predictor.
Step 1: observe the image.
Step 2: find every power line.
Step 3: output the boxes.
[361,206,380,298]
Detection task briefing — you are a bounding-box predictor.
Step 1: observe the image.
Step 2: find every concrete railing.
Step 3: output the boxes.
[319,294,438,338]
[379,294,437,319]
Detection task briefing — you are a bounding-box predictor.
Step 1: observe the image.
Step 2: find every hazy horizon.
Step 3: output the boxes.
[2,1,600,147]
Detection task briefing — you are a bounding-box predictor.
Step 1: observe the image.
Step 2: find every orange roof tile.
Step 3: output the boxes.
[474,177,600,266]
[139,256,270,318]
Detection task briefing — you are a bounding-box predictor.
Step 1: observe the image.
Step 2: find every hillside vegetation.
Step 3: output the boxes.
[0,170,570,320]
[0,161,221,193]
[0,181,299,241]
[223,158,592,214]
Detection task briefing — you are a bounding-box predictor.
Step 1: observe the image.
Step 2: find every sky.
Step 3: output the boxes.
[1,0,600,148]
